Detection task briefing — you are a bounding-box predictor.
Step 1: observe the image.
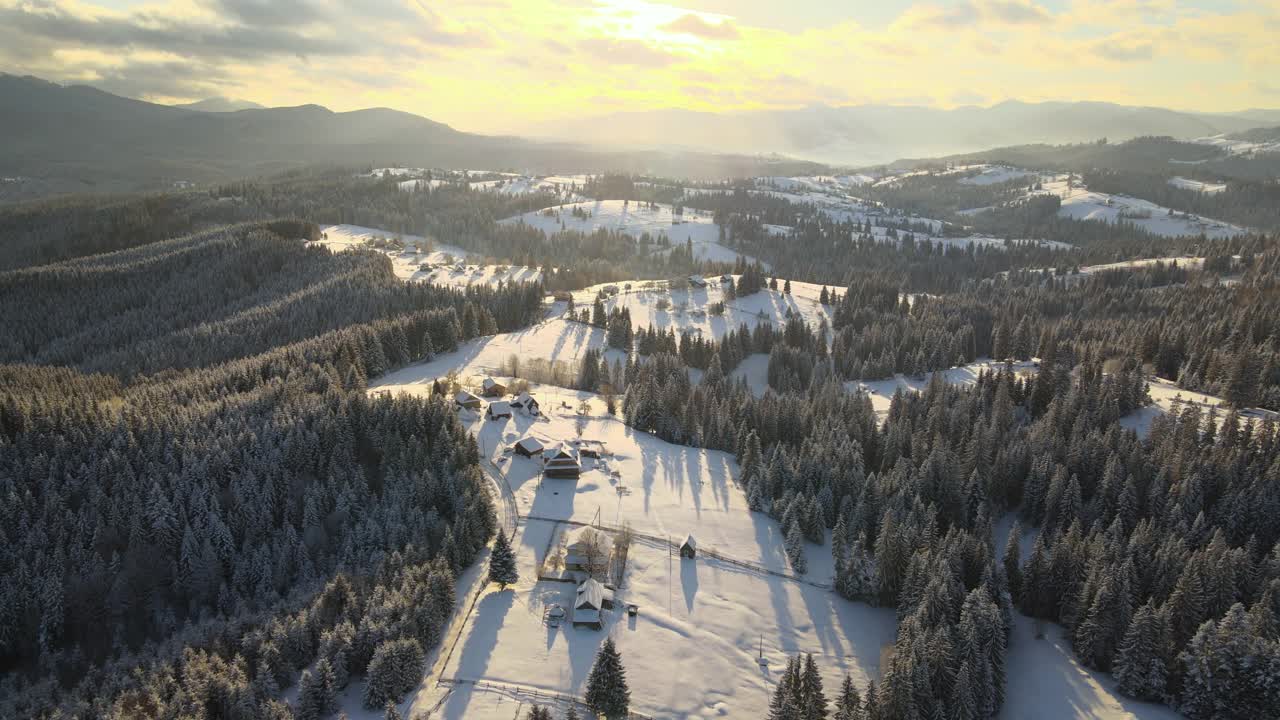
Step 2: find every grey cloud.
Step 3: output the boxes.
[577,37,680,67]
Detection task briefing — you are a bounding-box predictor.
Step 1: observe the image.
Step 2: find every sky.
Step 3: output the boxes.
[2,0,1278,132]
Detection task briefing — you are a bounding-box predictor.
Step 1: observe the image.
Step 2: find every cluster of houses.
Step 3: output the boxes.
[452,377,541,421]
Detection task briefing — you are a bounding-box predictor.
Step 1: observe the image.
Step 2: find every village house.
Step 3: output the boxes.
[481,377,508,397]
[514,436,544,457]
[542,443,581,479]
[510,392,540,416]
[487,400,512,420]
[688,274,708,288]
[572,577,614,629]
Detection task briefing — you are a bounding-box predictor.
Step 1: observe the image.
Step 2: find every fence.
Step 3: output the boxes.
[438,677,657,720]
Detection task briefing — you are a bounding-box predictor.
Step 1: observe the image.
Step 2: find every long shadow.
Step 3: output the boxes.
[448,590,516,680]
[680,556,699,612]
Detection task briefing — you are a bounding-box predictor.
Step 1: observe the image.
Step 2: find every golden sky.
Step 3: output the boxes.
[3,0,1278,131]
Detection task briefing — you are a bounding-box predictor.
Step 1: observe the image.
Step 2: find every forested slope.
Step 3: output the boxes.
[0,219,544,718]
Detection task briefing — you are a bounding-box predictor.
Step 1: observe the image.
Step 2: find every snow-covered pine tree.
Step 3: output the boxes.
[489,528,519,589]
[1114,600,1171,702]
[584,637,630,719]
[363,638,425,708]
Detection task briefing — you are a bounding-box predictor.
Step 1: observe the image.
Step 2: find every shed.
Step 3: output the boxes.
[487,400,512,420]
[542,443,581,479]
[482,377,508,397]
[688,274,708,287]
[454,390,482,410]
[680,534,697,559]
[514,436,544,457]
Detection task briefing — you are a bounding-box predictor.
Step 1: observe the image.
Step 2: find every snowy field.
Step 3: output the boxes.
[501,200,755,266]
[1032,175,1246,239]
[314,224,541,287]
[1166,176,1226,194]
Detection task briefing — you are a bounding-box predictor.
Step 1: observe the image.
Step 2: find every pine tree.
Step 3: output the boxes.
[585,637,630,719]
[833,674,862,720]
[364,638,425,708]
[1002,520,1023,603]
[488,528,519,589]
[786,523,808,574]
[800,653,828,720]
[384,701,403,720]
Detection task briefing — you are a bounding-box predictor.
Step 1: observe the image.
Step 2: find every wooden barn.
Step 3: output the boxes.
[680,534,697,559]
[482,377,507,397]
[572,577,614,629]
[511,392,540,416]
[514,436,544,457]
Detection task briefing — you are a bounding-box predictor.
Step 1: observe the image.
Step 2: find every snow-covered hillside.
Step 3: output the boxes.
[501,200,758,266]
[1031,175,1246,239]
[1167,176,1226,194]
[314,224,542,286]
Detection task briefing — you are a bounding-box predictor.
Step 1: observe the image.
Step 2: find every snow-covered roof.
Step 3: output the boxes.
[681,534,697,551]
[482,377,503,390]
[512,392,538,407]
[575,578,612,610]
[455,390,480,404]
[488,400,512,415]
[688,274,707,285]
[543,443,579,462]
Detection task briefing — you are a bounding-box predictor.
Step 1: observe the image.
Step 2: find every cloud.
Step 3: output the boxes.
[577,37,680,67]
[660,13,740,40]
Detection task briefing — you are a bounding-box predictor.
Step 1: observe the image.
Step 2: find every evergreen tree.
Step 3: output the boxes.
[585,637,630,719]
[1114,601,1171,702]
[489,528,519,589]
[833,674,862,720]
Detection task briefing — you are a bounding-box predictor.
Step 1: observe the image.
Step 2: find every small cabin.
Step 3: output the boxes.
[720,274,734,284]
[511,392,540,416]
[679,534,697,559]
[454,390,482,410]
[487,400,512,420]
[688,275,708,288]
[482,377,507,397]
[542,443,581,479]
[514,436,544,458]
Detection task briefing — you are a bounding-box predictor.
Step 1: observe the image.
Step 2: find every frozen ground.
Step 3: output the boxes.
[501,200,755,266]
[314,224,541,287]
[1167,176,1226,194]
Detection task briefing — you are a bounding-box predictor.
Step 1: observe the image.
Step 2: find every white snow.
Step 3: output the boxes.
[1167,177,1226,194]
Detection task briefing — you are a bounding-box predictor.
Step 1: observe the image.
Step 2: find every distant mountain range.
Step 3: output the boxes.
[527,101,1280,166]
[0,74,820,200]
[3,73,1279,202]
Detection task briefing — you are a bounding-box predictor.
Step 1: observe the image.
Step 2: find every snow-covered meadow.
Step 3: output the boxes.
[314,224,542,287]
[1031,175,1246,239]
